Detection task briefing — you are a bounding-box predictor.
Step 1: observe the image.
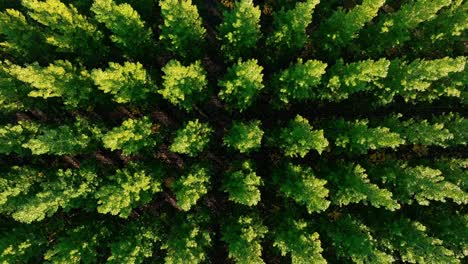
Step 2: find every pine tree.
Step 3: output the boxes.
[323,58,389,101]
[21,0,106,61]
[95,162,163,217]
[322,162,400,210]
[170,119,212,157]
[161,212,212,264]
[5,60,94,108]
[91,0,154,60]
[101,117,156,156]
[363,0,452,56]
[271,59,327,105]
[223,120,263,153]
[432,112,467,146]
[218,0,261,62]
[222,214,268,264]
[273,216,326,264]
[91,61,152,104]
[273,162,330,213]
[172,164,210,211]
[322,215,394,263]
[218,59,264,112]
[326,118,405,155]
[315,0,385,58]
[270,115,328,158]
[223,160,262,206]
[159,60,208,111]
[266,0,320,61]
[159,0,206,59]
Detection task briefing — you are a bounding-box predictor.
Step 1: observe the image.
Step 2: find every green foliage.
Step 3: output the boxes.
[0,121,39,155]
[5,60,93,107]
[162,213,212,264]
[272,59,327,105]
[91,0,154,59]
[218,59,264,111]
[95,162,162,217]
[91,61,151,104]
[223,160,262,206]
[0,224,47,264]
[323,58,389,101]
[323,162,399,210]
[222,214,268,264]
[271,115,328,157]
[368,161,467,206]
[170,119,212,157]
[327,118,405,154]
[273,162,330,213]
[273,216,326,264]
[21,0,105,60]
[223,120,263,153]
[433,112,467,145]
[266,0,320,60]
[102,117,156,155]
[218,0,261,61]
[172,164,210,211]
[159,0,206,59]
[159,60,208,111]
[323,215,394,264]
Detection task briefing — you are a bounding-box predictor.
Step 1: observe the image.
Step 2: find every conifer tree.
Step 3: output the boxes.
[323,58,389,101]
[102,117,156,155]
[0,64,33,113]
[159,60,208,111]
[172,164,211,211]
[222,214,268,264]
[218,0,261,62]
[91,0,154,60]
[159,0,206,59]
[91,61,151,104]
[5,60,94,108]
[273,216,326,264]
[271,59,327,105]
[223,120,263,153]
[218,59,264,112]
[266,0,320,61]
[0,224,47,264]
[21,0,106,61]
[223,160,262,206]
[433,158,468,192]
[0,121,39,155]
[170,120,212,157]
[432,113,467,146]
[95,162,163,217]
[316,0,385,58]
[270,115,328,158]
[273,162,330,213]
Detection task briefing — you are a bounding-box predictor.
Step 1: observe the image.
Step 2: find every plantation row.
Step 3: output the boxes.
[0,0,467,263]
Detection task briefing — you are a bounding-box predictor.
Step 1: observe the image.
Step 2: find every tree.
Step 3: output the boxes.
[0,224,47,264]
[172,164,211,211]
[91,61,152,104]
[326,118,405,155]
[5,60,94,108]
[102,117,156,156]
[222,214,268,264]
[223,160,262,206]
[91,0,154,60]
[21,0,106,61]
[159,0,206,59]
[218,59,264,112]
[159,60,208,111]
[223,120,263,153]
[270,115,328,158]
[432,113,467,146]
[95,162,163,217]
[170,120,212,157]
[271,59,327,105]
[273,162,330,214]
[218,0,261,62]
[321,162,400,211]
[266,0,320,61]
[273,216,326,264]
[323,58,389,101]
[0,121,39,155]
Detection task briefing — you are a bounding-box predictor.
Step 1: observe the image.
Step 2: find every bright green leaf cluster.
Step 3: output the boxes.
[223,120,263,153]
[223,160,262,206]
[170,120,212,157]
[172,164,210,211]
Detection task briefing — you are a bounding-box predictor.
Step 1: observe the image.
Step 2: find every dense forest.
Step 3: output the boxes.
[0,0,467,263]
